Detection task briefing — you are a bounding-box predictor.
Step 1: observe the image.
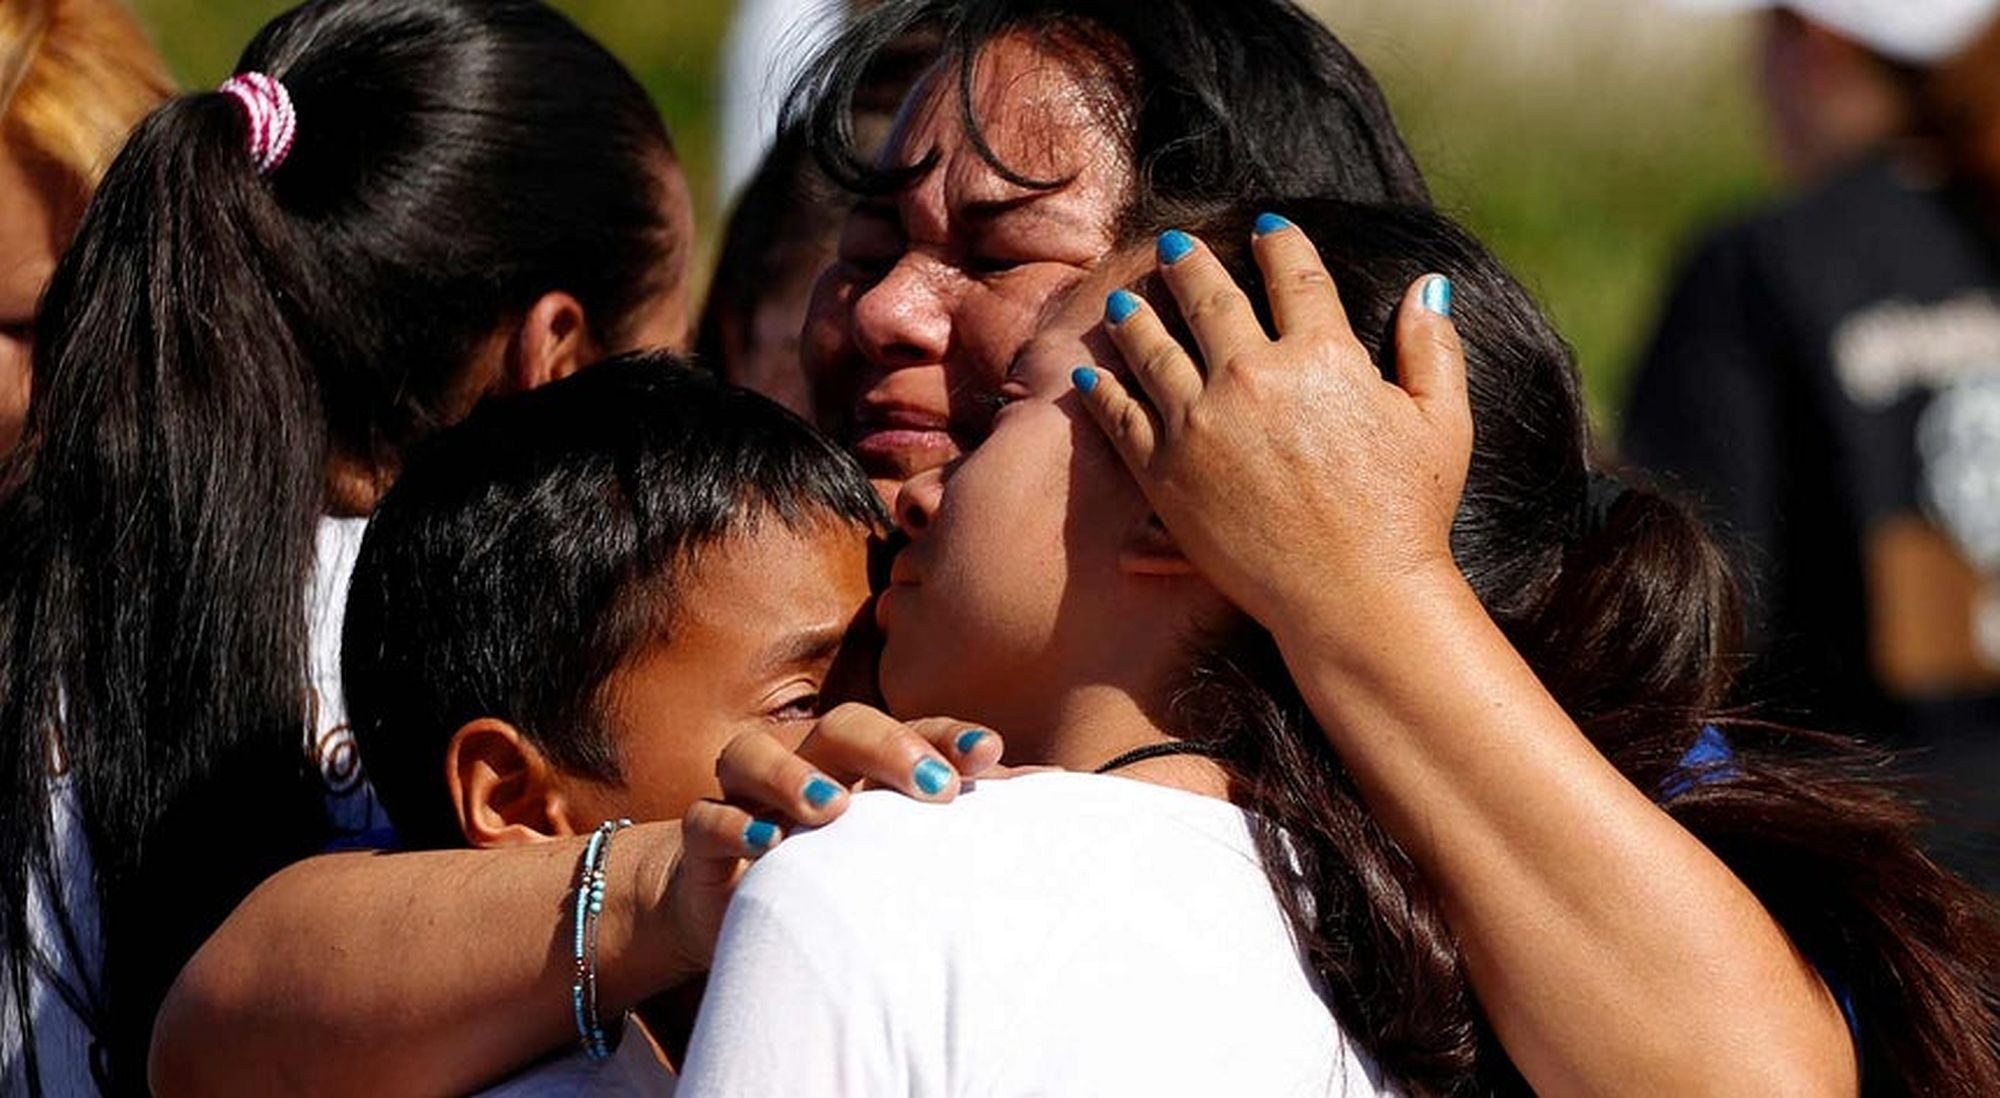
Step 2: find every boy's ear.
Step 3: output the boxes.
[1118,512,1199,577]
[446,718,586,848]
[507,290,598,393]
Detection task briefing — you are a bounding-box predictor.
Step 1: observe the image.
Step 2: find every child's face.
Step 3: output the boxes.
[566,517,875,826]
[878,251,1212,755]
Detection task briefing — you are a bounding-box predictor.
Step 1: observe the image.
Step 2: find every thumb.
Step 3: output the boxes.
[1395,275,1472,441]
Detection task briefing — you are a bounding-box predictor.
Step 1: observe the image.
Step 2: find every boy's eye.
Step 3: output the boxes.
[768,692,823,723]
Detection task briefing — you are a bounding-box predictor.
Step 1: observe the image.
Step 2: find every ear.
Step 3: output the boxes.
[1118,512,1200,577]
[507,291,600,393]
[446,718,586,848]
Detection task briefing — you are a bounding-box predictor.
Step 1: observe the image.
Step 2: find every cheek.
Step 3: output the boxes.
[953,269,1091,390]
[923,425,1074,633]
[608,719,738,824]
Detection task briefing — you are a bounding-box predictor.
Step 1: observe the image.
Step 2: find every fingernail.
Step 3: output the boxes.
[1253,212,1293,237]
[744,820,780,851]
[1105,289,1142,325]
[1421,275,1453,317]
[1157,230,1196,266]
[1071,366,1099,394]
[954,729,990,755]
[802,775,842,809]
[913,757,954,797]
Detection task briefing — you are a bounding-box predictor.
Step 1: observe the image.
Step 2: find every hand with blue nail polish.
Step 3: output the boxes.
[1073,211,1473,631]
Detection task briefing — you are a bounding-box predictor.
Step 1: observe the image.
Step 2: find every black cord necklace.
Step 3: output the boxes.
[1092,740,1232,775]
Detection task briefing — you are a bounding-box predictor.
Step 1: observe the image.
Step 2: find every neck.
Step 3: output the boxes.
[1030,683,1230,800]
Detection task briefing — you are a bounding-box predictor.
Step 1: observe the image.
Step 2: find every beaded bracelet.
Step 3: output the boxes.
[571,817,633,1060]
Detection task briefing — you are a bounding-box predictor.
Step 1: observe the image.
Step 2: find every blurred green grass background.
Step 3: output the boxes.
[128,0,1777,431]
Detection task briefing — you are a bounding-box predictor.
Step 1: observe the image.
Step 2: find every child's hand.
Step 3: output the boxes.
[1074,220,1472,638]
[658,704,1001,967]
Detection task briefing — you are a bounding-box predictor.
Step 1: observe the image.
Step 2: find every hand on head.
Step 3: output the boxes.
[1074,217,1473,634]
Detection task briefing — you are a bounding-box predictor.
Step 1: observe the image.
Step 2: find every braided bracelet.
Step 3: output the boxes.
[571,817,633,1060]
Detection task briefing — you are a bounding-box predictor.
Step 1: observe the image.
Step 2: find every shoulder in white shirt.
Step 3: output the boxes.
[679,770,1393,1097]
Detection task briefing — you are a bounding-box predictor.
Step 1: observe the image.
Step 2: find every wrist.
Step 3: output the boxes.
[1265,552,1475,652]
[600,822,701,1011]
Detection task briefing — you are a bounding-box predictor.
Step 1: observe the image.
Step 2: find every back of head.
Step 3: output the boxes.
[793,0,1428,219]
[345,354,884,850]
[1158,200,2000,1094]
[0,1,681,1087]
[0,0,170,216]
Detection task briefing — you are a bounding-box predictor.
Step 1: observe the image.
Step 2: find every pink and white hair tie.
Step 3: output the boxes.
[218,72,297,175]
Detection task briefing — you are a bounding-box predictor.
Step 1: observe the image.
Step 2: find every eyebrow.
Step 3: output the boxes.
[754,623,852,675]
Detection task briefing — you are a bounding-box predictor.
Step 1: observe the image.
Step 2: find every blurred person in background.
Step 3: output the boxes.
[718,0,860,202]
[1626,0,2000,887]
[699,26,929,414]
[0,0,169,458]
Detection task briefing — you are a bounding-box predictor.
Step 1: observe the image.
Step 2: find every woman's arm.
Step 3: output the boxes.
[150,835,682,1097]
[1076,225,1854,1097]
[149,706,997,1097]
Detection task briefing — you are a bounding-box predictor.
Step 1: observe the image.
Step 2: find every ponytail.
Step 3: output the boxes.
[1516,478,2000,1095]
[0,90,330,1091]
[0,1,682,1089]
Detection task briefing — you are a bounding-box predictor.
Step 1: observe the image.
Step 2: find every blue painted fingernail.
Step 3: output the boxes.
[1071,366,1099,394]
[1253,212,1293,237]
[1106,289,1142,325]
[802,775,842,809]
[1421,275,1453,317]
[954,729,990,755]
[1157,230,1196,265]
[744,820,780,851]
[913,757,954,796]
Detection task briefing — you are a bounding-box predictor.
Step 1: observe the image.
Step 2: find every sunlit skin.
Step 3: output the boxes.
[556,519,877,830]
[802,33,1132,502]
[876,252,1220,766]
[0,139,69,457]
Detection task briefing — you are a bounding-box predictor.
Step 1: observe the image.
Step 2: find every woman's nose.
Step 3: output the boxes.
[893,467,945,537]
[852,256,953,369]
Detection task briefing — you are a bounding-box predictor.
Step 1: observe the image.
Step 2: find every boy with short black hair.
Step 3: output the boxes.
[341,352,887,1089]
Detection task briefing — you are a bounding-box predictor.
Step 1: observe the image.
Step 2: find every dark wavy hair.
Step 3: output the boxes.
[1146,200,2000,1096]
[0,0,679,1090]
[790,0,1429,223]
[345,355,886,851]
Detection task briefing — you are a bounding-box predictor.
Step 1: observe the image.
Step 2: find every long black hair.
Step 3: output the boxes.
[792,0,1429,222]
[1152,200,2000,1095]
[0,0,679,1089]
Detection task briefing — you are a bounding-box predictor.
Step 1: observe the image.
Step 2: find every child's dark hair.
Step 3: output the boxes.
[1146,200,2000,1096]
[344,354,886,851]
[0,0,680,1087]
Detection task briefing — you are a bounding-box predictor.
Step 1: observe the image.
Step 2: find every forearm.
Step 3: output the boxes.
[1274,568,1854,1097]
[149,825,691,1097]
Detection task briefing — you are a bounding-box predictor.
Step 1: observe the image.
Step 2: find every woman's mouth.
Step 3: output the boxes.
[847,407,963,480]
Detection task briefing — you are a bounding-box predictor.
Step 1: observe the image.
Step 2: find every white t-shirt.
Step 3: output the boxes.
[678,771,1393,1097]
[2,517,387,1095]
[307,516,396,849]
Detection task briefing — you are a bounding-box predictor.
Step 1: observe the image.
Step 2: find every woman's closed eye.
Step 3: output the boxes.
[965,253,1029,276]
